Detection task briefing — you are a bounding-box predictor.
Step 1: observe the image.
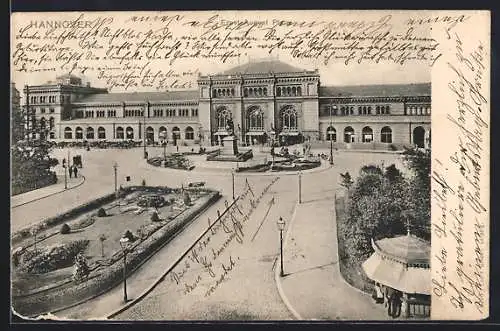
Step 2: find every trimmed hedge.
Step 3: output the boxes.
[12,191,221,317]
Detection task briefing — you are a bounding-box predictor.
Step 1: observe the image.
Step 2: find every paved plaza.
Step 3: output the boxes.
[11,145,403,320]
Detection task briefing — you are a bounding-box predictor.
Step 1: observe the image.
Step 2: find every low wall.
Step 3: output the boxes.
[12,190,221,317]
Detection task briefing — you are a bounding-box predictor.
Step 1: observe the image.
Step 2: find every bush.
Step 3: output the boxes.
[183,192,192,206]
[97,207,107,217]
[60,223,71,234]
[123,230,135,242]
[151,211,160,222]
[19,240,90,274]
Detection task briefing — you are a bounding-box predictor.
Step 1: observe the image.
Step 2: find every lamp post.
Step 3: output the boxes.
[119,236,130,303]
[277,217,285,277]
[329,102,335,165]
[298,171,302,204]
[63,158,68,189]
[143,114,147,159]
[231,170,235,200]
[113,162,118,194]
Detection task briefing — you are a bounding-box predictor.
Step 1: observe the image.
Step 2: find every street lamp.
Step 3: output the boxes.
[298,171,302,204]
[119,236,130,303]
[113,162,118,194]
[231,170,235,200]
[329,102,335,165]
[63,157,68,189]
[277,217,285,277]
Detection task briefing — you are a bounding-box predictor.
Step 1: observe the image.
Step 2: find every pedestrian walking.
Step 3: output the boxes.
[68,165,73,178]
[73,165,78,178]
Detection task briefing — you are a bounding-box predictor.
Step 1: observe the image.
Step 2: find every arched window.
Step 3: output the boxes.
[116,127,124,139]
[159,126,167,140]
[292,86,296,96]
[185,126,194,140]
[297,86,301,96]
[344,126,354,143]
[40,117,46,129]
[386,105,390,114]
[362,126,373,142]
[145,126,154,143]
[216,107,232,130]
[368,106,372,115]
[341,107,345,116]
[172,127,181,140]
[244,88,248,97]
[126,127,134,139]
[358,106,362,115]
[277,87,281,96]
[75,127,83,140]
[98,127,106,139]
[326,126,336,141]
[264,87,268,96]
[49,132,55,139]
[287,86,291,96]
[258,87,263,96]
[350,107,354,115]
[381,126,392,143]
[249,88,254,97]
[413,126,425,148]
[281,106,298,130]
[49,117,55,129]
[86,127,94,139]
[64,127,72,139]
[363,106,367,115]
[248,107,264,131]
[376,106,380,114]
[426,106,431,115]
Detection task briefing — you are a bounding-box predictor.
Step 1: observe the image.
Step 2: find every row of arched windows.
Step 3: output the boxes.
[406,105,431,115]
[63,126,196,140]
[213,88,235,98]
[124,110,144,117]
[38,117,55,130]
[322,105,392,116]
[244,87,268,97]
[326,126,393,143]
[276,86,302,97]
[216,106,299,131]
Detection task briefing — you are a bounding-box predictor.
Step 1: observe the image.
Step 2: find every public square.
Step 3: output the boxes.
[11,144,404,320]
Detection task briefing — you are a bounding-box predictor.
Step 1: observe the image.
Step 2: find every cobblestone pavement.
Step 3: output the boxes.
[12,146,402,320]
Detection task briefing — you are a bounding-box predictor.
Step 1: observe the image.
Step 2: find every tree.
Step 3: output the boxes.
[183,192,192,206]
[11,139,59,194]
[11,103,25,145]
[30,223,44,252]
[72,252,90,282]
[99,234,107,257]
[340,172,354,189]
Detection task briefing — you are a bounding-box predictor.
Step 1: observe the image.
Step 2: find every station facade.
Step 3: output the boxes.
[23,60,431,149]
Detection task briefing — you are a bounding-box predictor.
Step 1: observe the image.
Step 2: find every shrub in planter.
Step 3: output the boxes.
[123,230,135,242]
[60,223,71,234]
[151,211,160,222]
[97,207,107,217]
[183,192,192,206]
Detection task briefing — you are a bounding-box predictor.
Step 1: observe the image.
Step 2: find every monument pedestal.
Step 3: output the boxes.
[222,136,239,155]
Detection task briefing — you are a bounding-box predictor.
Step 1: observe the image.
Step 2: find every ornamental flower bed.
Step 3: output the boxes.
[147,154,195,170]
[11,186,220,317]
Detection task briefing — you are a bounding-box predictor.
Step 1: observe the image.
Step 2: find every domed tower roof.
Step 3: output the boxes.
[221,59,306,75]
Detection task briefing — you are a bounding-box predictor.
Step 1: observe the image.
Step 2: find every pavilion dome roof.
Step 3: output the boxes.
[372,234,430,267]
[363,234,431,295]
[221,59,307,75]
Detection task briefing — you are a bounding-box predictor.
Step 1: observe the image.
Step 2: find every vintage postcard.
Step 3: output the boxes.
[10,10,490,321]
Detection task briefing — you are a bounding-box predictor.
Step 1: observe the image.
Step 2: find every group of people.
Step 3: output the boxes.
[68,164,79,178]
[373,283,403,318]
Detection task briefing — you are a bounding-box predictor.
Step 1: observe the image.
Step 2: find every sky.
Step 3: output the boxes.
[11,10,434,96]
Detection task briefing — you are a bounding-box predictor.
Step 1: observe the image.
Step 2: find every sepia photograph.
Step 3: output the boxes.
[10,10,489,322]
